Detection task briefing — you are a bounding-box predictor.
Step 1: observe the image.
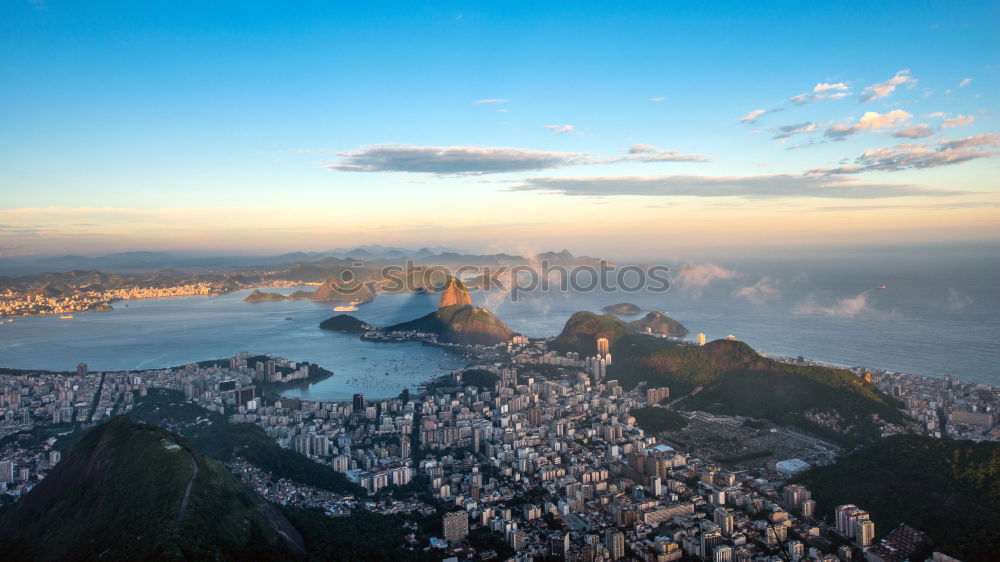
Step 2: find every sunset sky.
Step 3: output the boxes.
[1,1,998,259]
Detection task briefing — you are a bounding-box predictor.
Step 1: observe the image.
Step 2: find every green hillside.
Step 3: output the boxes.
[796,435,1000,562]
[382,304,513,345]
[628,311,689,337]
[128,389,364,495]
[0,416,302,560]
[550,311,636,355]
[610,335,905,444]
[319,314,373,333]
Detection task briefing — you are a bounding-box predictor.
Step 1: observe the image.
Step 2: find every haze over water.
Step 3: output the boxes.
[2,248,996,399]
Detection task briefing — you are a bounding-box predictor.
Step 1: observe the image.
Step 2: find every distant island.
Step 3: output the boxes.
[601,302,641,315]
[319,314,373,334]
[243,280,375,304]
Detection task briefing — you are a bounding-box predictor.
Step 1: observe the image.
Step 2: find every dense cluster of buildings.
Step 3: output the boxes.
[0,335,986,561]
[868,370,999,440]
[0,283,231,318]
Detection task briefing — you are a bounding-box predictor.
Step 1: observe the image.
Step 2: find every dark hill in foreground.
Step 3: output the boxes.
[0,416,303,561]
[796,435,1000,562]
[127,389,365,496]
[381,304,514,345]
[610,335,906,444]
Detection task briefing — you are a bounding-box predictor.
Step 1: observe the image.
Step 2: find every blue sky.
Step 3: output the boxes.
[1,1,998,257]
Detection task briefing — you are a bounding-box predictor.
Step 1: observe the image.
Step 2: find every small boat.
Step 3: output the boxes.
[285,317,294,321]
[333,304,359,312]
[876,285,888,290]
[59,314,75,319]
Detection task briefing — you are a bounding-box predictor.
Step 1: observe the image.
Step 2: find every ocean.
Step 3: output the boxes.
[1,248,997,399]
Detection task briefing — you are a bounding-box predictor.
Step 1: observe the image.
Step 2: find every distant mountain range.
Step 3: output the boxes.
[0,247,608,279]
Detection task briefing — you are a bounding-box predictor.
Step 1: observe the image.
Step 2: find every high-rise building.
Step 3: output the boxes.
[713,545,734,562]
[647,386,671,405]
[49,450,61,466]
[857,519,875,547]
[76,362,87,377]
[697,333,707,346]
[596,337,610,356]
[835,504,859,536]
[714,507,734,536]
[352,393,365,412]
[0,460,14,484]
[787,540,805,561]
[442,511,469,542]
[604,530,625,560]
[701,528,724,561]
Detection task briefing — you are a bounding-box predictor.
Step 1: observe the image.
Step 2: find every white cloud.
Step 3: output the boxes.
[794,292,871,318]
[959,78,972,88]
[892,124,935,138]
[674,264,741,290]
[814,82,849,93]
[622,144,711,162]
[774,122,817,139]
[474,98,508,104]
[860,69,917,102]
[809,134,1000,174]
[649,97,666,102]
[938,133,1000,150]
[825,110,912,138]
[740,109,767,123]
[790,82,852,105]
[942,114,975,128]
[544,124,574,135]
[733,277,780,304]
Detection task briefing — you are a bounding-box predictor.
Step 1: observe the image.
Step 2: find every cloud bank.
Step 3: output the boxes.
[509,173,958,199]
[329,145,589,175]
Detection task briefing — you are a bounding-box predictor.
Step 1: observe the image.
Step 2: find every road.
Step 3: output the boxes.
[176,451,199,525]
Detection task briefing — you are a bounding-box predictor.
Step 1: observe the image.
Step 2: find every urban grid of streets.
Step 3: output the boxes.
[1,335,997,561]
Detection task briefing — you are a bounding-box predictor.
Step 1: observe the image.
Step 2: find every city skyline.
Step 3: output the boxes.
[2,1,998,258]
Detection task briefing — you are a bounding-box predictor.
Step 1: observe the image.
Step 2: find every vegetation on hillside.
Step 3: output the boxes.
[610,335,905,444]
[382,304,514,345]
[550,311,635,355]
[319,314,373,333]
[128,389,364,495]
[0,416,301,560]
[627,311,689,337]
[630,407,688,433]
[796,435,1000,562]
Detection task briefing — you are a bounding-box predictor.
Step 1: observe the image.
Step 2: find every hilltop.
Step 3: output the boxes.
[796,435,1000,562]
[550,311,636,355]
[127,389,364,496]
[309,278,375,303]
[0,416,303,560]
[244,288,287,302]
[610,335,906,444]
[319,314,373,333]
[381,304,514,345]
[438,276,472,308]
[601,302,641,315]
[628,311,689,337]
